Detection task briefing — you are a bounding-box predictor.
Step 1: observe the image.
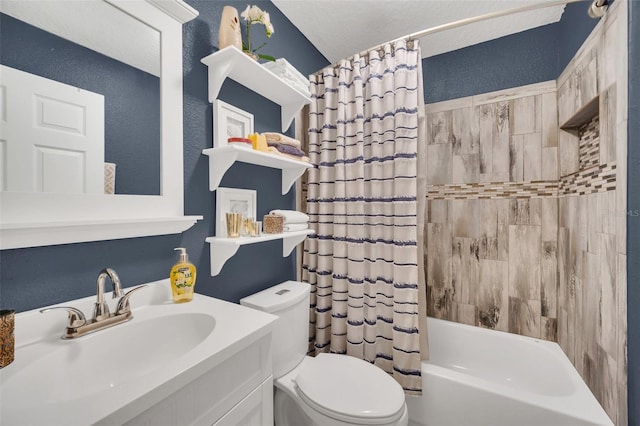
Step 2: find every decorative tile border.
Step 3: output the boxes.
[559,162,616,196]
[579,115,600,170]
[425,162,616,200]
[426,181,558,200]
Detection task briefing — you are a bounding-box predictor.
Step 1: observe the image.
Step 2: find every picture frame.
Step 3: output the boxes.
[213,100,254,148]
[215,187,257,237]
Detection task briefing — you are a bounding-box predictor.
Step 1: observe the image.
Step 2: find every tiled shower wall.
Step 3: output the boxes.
[556,1,627,423]
[424,80,560,341]
[423,2,627,424]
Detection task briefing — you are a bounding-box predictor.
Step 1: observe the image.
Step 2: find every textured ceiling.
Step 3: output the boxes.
[272,0,568,64]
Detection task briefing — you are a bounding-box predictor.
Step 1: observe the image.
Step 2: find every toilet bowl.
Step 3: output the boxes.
[240,281,408,426]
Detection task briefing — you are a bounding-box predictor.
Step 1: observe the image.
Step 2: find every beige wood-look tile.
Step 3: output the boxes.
[603,189,617,236]
[452,237,479,306]
[452,199,481,239]
[427,199,449,224]
[583,251,601,357]
[497,199,510,261]
[509,199,541,226]
[600,233,617,356]
[427,285,455,320]
[478,259,509,331]
[492,101,511,182]
[427,223,452,290]
[616,253,628,426]
[509,134,524,182]
[541,92,558,147]
[523,132,542,181]
[426,143,452,185]
[452,107,479,156]
[541,316,558,342]
[541,198,558,242]
[600,84,617,164]
[542,147,559,181]
[558,307,572,362]
[457,304,478,326]
[616,121,627,255]
[579,55,599,108]
[452,154,479,184]
[508,225,541,301]
[559,130,579,178]
[600,349,618,424]
[513,95,541,135]
[601,13,617,88]
[427,111,451,145]
[541,240,558,320]
[573,274,583,372]
[557,226,569,313]
[478,200,499,260]
[478,103,494,182]
[508,297,541,338]
[558,73,578,125]
[587,193,600,254]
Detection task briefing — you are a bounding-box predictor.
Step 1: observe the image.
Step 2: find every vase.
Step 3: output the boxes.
[244,51,258,61]
[218,6,242,50]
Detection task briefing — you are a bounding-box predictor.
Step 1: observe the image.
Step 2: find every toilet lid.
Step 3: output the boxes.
[294,353,405,422]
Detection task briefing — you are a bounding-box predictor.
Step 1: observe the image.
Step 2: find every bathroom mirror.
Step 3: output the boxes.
[0,0,201,249]
[1,1,161,196]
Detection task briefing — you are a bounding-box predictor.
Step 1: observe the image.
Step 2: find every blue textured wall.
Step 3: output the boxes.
[0,1,328,312]
[422,23,559,104]
[627,0,639,421]
[423,1,598,104]
[0,13,161,196]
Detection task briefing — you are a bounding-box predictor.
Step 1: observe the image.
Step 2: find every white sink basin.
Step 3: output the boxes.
[0,279,276,425]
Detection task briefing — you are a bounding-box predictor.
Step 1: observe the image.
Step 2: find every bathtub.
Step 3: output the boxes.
[406,318,613,426]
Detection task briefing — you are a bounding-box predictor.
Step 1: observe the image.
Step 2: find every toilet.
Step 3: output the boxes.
[240,281,409,426]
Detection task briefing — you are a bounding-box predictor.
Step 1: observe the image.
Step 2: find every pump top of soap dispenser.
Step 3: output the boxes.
[174,247,189,263]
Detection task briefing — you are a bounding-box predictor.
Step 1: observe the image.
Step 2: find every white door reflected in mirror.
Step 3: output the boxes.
[1,65,105,194]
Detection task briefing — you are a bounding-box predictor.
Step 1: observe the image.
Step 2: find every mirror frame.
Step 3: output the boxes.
[0,0,201,249]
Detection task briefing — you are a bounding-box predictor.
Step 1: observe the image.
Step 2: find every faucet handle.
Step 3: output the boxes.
[40,306,87,328]
[115,285,148,315]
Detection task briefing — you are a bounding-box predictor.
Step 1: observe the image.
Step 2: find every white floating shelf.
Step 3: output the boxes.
[0,216,202,250]
[200,46,311,131]
[205,229,313,276]
[202,145,312,194]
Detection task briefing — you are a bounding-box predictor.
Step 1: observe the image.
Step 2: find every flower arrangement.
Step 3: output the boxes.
[240,5,276,61]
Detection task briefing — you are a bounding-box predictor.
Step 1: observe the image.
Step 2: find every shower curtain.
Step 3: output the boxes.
[302,39,427,394]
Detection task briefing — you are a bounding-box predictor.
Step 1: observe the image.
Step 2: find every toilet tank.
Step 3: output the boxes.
[240,281,310,379]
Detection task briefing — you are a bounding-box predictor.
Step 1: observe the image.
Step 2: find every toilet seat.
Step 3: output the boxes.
[293,353,406,424]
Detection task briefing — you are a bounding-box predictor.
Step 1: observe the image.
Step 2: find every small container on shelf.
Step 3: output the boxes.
[263,213,284,234]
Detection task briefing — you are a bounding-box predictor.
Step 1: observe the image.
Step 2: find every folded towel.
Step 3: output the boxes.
[270,209,309,224]
[263,58,309,86]
[267,146,310,163]
[269,142,306,157]
[263,58,311,96]
[284,223,309,232]
[263,132,302,149]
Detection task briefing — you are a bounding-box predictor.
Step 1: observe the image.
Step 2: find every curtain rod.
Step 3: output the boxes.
[325,0,588,69]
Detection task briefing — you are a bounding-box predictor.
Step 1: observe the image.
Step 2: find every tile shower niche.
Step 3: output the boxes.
[559,95,616,196]
[560,96,601,171]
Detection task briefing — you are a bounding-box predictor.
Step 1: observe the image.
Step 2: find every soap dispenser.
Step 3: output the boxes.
[170,247,197,303]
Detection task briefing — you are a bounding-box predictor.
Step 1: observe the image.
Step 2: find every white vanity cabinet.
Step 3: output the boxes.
[200,46,313,277]
[123,334,273,426]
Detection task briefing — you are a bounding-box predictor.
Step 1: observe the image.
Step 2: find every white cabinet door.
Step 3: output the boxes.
[0,65,104,193]
[212,379,273,426]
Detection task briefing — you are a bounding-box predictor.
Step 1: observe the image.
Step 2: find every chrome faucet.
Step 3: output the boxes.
[94,268,124,321]
[40,268,146,339]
